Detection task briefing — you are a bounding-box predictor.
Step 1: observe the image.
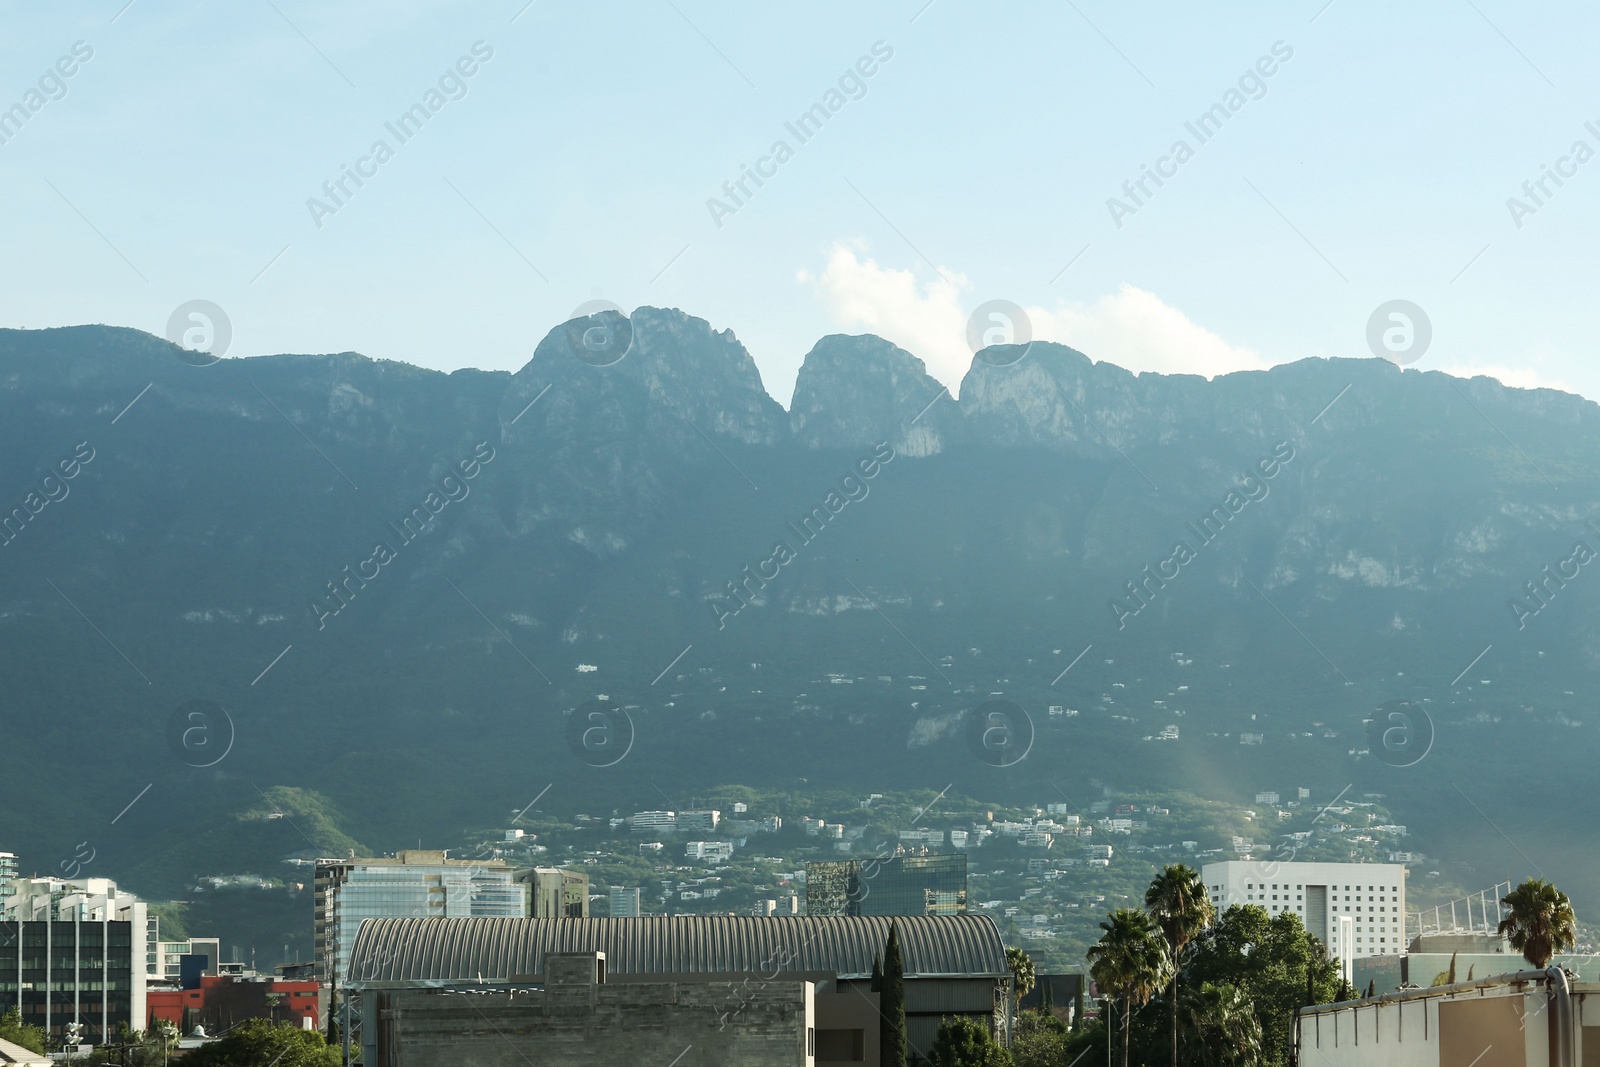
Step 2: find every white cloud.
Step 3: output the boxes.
[799,242,972,387]
[1028,284,1270,380]
[803,244,1270,395]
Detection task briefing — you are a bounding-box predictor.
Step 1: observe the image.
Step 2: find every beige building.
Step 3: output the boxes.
[1297,967,1593,1067]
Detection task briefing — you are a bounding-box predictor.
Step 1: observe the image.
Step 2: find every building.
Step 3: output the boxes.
[806,855,968,917]
[608,887,641,918]
[516,868,589,918]
[346,914,1012,1064]
[146,973,323,1033]
[685,840,734,862]
[676,810,721,833]
[314,850,523,993]
[1202,860,1407,976]
[0,855,16,905]
[1295,967,1592,1067]
[0,877,147,1045]
[629,811,677,834]
[154,937,221,983]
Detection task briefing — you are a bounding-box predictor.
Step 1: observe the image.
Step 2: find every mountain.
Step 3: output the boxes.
[3,308,1598,944]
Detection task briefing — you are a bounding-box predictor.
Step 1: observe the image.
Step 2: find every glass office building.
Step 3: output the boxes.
[806,855,968,917]
[0,877,146,1045]
[315,851,523,992]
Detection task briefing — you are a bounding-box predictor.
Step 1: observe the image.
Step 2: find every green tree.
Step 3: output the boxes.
[1006,947,1036,1015]
[928,1015,1013,1067]
[1183,905,1342,1067]
[1498,878,1577,969]
[1430,951,1459,987]
[0,1007,46,1054]
[1087,908,1171,1067]
[1145,863,1214,1067]
[881,922,908,1067]
[1179,981,1262,1067]
[179,1020,339,1067]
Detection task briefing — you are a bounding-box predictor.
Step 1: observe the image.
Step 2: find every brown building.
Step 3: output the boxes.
[346,914,1011,1064]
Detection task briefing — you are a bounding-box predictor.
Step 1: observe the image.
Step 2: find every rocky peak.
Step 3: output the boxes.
[788,333,955,456]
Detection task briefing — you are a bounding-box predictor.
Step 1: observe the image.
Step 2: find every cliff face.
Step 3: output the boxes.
[3,307,1600,906]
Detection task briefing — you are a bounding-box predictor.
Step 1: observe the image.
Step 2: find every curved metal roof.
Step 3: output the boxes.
[347,915,1008,987]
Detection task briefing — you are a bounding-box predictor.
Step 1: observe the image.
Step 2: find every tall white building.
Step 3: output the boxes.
[315,850,524,992]
[1202,861,1407,967]
[1,876,148,1044]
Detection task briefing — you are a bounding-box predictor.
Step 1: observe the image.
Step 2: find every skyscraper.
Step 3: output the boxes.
[315,851,523,993]
[608,887,642,917]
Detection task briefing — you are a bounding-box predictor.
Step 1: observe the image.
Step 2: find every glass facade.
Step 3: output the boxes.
[317,855,523,991]
[806,855,968,917]
[0,919,137,1044]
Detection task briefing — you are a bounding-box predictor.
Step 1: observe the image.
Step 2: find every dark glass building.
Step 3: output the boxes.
[0,916,140,1044]
[805,854,968,916]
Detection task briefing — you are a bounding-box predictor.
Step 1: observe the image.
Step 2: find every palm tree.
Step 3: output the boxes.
[1145,863,1215,1067]
[1088,907,1172,1067]
[1498,878,1577,969]
[1006,946,1036,1015]
[1180,981,1262,1067]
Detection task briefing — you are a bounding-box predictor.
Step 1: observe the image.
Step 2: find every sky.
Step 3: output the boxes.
[2,0,1596,406]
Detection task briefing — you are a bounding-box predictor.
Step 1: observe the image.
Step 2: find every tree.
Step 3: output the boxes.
[1087,908,1172,1067]
[0,1008,46,1055]
[1179,981,1262,1067]
[1006,947,1036,1015]
[1145,864,1215,1067]
[871,952,883,993]
[1183,905,1342,1067]
[881,922,908,1067]
[1498,878,1577,969]
[179,1020,339,1067]
[928,1015,1013,1067]
[1430,951,1459,986]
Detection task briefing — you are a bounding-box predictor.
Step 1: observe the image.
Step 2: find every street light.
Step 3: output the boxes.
[63,1022,83,1066]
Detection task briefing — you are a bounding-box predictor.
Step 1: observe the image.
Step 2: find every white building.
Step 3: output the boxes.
[676,810,721,833]
[684,841,734,862]
[1255,791,1281,805]
[630,811,677,834]
[2,876,149,1043]
[1202,860,1407,972]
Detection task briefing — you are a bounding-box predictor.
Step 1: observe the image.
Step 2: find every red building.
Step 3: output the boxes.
[146,975,323,1033]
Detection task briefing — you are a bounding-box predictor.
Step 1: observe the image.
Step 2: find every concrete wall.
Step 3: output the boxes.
[1297,984,1573,1067]
[374,982,813,1066]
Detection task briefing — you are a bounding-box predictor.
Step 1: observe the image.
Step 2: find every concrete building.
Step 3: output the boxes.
[1295,967,1593,1067]
[517,868,589,918]
[1202,860,1407,968]
[676,810,721,833]
[608,887,641,918]
[0,877,147,1045]
[146,972,324,1033]
[362,952,810,1066]
[347,914,1011,1065]
[629,811,677,834]
[685,841,734,862]
[314,850,523,993]
[155,936,222,982]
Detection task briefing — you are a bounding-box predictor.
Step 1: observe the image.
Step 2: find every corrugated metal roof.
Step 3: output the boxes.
[347,915,1008,987]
